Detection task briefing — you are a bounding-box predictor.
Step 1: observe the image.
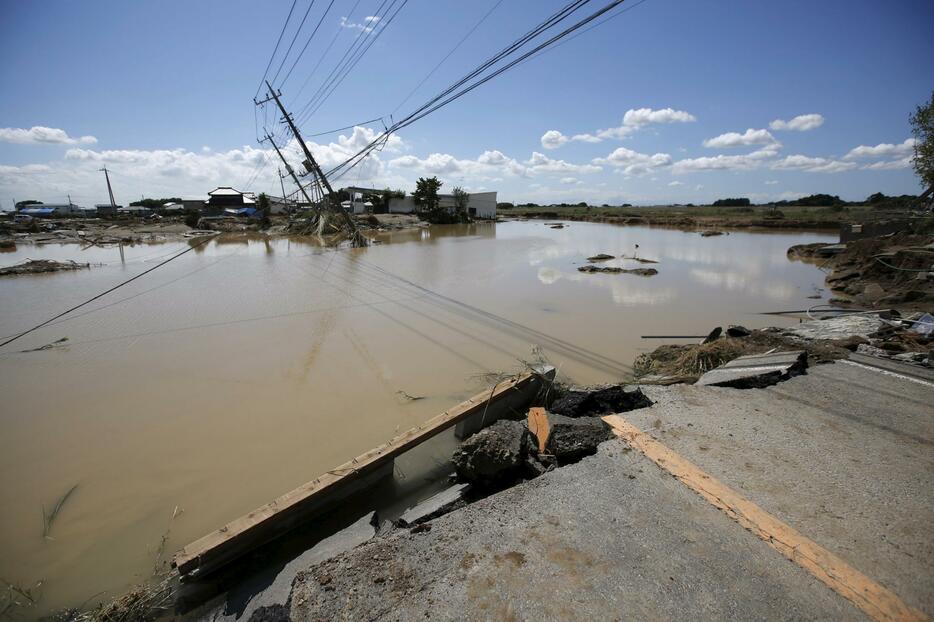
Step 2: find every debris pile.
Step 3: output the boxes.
[634,327,855,383]
[0,259,90,277]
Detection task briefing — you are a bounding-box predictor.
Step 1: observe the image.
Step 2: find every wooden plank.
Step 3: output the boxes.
[603,414,927,622]
[527,407,550,454]
[174,371,542,577]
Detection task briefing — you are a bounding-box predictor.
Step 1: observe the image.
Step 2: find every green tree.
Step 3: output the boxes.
[909,91,934,188]
[412,176,442,212]
[452,186,469,221]
[257,193,271,228]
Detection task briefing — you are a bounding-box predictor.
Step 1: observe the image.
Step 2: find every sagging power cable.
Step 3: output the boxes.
[0,237,214,350]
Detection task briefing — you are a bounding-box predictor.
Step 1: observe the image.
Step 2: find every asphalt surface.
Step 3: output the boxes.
[226,356,934,620]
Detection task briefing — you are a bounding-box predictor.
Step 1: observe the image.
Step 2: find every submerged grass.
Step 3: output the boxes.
[43,484,78,539]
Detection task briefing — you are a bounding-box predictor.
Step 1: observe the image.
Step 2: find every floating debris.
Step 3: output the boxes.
[586,253,615,262]
[0,259,90,277]
[397,390,425,402]
[700,230,724,237]
[20,337,69,353]
[620,255,658,264]
[578,265,657,276]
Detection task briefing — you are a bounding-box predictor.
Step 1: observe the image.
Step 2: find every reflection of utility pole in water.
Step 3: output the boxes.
[119,243,125,265]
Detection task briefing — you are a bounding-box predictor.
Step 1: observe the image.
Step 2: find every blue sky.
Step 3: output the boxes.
[1,0,932,207]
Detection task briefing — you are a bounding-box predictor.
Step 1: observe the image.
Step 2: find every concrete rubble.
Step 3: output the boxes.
[451,420,530,484]
[785,315,884,340]
[695,350,808,388]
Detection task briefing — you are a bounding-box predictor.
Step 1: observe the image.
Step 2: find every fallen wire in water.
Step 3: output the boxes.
[43,484,78,539]
[20,337,69,353]
[397,390,425,401]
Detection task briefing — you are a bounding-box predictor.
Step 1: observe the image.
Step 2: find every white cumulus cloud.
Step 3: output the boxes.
[703,128,778,149]
[843,138,916,160]
[771,155,856,174]
[592,147,672,176]
[769,114,824,131]
[622,107,696,127]
[340,15,380,32]
[0,126,97,145]
[671,145,780,174]
[540,107,695,149]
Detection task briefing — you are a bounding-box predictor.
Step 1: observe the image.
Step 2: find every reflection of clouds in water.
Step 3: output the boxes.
[537,267,677,306]
[689,268,795,301]
[527,242,578,266]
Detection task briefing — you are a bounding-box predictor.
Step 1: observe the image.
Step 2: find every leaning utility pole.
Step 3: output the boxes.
[278,167,288,206]
[262,133,314,207]
[257,81,363,244]
[100,167,117,207]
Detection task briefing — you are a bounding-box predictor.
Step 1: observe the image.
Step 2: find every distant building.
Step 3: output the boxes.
[388,191,497,219]
[95,204,122,218]
[118,205,153,217]
[204,187,255,217]
[20,203,86,217]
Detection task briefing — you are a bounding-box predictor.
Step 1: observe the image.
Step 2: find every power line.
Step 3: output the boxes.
[325,0,609,180]
[279,0,337,88]
[292,0,394,126]
[309,116,385,136]
[391,0,505,115]
[286,0,365,110]
[254,0,299,98]
[297,0,408,123]
[270,0,319,87]
[0,237,214,350]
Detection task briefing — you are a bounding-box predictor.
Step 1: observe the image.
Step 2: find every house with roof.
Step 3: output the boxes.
[204,187,255,216]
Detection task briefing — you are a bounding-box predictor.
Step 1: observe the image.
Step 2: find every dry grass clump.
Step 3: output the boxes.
[634,338,747,379]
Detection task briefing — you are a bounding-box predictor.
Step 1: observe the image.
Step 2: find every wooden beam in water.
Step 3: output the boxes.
[173,369,551,578]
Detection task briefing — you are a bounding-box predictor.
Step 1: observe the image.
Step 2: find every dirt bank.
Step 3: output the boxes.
[500,204,896,232]
[788,233,934,311]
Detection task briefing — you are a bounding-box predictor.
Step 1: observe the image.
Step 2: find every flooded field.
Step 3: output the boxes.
[0,220,835,615]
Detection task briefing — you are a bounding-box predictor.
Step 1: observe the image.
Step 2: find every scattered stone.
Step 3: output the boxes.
[550,385,652,418]
[587,253,615,262]
[577,265,657,276]
[546,414,615,463]
[451,420,529,483]
[695,351,808,389]
[248,604,290,622]
[409,523,432,534]
[856,343,889,358]
[523,456,548,478]
[726,325,751,338]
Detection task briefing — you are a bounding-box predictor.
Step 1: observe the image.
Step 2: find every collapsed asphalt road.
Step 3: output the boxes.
[273,355,932,621]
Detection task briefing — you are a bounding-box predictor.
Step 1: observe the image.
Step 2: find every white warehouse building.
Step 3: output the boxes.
[388,191,497,219]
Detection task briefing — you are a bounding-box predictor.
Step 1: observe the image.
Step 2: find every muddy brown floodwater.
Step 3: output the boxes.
[0,220,835,615]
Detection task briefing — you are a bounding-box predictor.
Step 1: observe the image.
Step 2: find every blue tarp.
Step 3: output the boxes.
[224,207,259,218]
[20,208,56,216]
